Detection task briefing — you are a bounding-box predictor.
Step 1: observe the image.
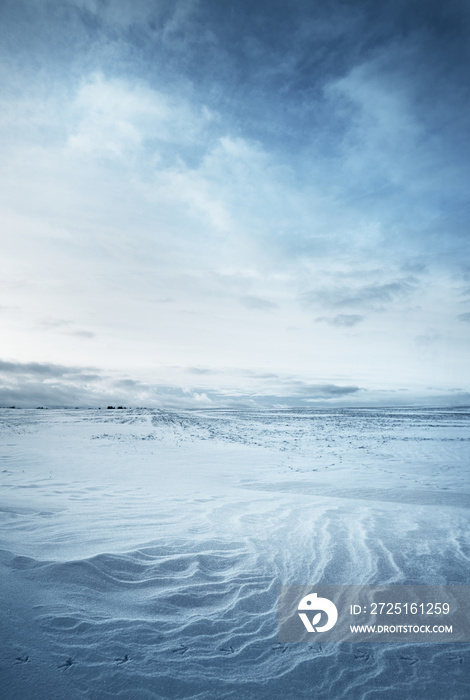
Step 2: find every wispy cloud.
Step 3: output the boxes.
[415,330,441,347]
[37,320,95,339]
[186,367,219,375]
[315,314,364,327]
[240,295,278,310]
[0,360,99,379]
[288,383,362,397]
[303,278,418,311]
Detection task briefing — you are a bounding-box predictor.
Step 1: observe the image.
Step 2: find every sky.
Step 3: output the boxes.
[1,0,469,408]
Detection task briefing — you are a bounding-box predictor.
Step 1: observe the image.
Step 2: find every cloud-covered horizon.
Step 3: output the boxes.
[0,358,362,408]
[1,1,469,405]
[1,358,469,409]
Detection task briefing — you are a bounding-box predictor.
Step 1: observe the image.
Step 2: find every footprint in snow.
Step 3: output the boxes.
[447,654,463,665]
[400,654,419,666]
[171,644,188,655]
[14,654,30,664]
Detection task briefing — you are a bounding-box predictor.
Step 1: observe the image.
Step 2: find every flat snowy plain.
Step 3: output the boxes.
[0,407,469,699]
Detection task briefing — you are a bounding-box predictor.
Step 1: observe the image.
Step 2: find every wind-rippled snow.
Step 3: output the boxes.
[0,407,469,699]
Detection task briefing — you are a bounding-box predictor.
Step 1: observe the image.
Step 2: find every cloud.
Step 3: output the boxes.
[0,360,99,379]
[415,330,441,347]
[303,278,418,311]
[0,360,105,407]
[37,320,95,339]
[291,383,361,397]
[315,314,364,327]
[240,295,278,310]
[458,312,470,323]
[67,72,214,163]
[113,379,142,388]
[39,319,72,329]
[67,330,95,339]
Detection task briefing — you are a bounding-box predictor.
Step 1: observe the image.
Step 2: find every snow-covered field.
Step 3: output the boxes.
[1,407,469,699]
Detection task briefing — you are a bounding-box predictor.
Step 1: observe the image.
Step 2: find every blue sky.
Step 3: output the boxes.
[1,0,469,407]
